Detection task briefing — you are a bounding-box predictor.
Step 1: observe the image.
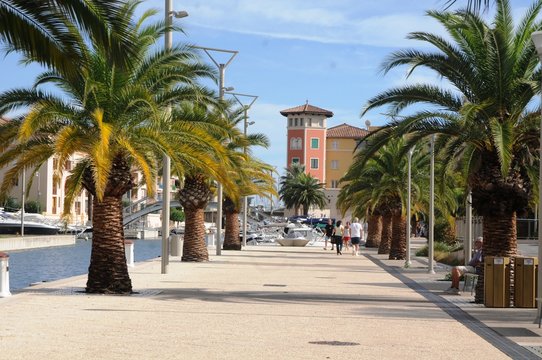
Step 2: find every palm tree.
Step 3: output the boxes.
[362,0,542,300]
[220,106,275,250]
[279,165,327,217]
[0,4,225,293]
[278,163,306,215]
[0,0,134,74]
[343,139,409,259]
[222,157,276,250]
[179,173,215,262]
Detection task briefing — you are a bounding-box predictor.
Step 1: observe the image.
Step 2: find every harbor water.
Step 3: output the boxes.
[8,239,161,291]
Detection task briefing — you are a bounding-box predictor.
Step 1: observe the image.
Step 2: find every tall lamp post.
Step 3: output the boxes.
[226,92,258,247]
[531,31,542,322]
[405,146,415,268]
[194,46,238,255]
[465,190,473,264]
[162,0,188,274]
[428,134,435,274]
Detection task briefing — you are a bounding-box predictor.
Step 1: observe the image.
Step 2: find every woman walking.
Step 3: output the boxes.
[342,221,351,252]
[333,220,344,255]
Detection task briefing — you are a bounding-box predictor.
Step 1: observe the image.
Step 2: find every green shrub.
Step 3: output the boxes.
[435,218,457,245]
[170,207,185,222]
[24,200,41,213]
[415,241,463,266]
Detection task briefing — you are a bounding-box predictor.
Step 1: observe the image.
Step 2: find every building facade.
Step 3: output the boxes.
[280,104,368,221]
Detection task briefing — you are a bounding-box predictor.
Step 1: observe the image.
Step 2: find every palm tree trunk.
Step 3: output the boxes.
[223,210,241,250]
[179,174,212,262]
[366,214,382,248]
[182,207,209,261]
[389,210,406,260]
[378,214,392,254]
[86,195,132,294]
[474,213,517,304]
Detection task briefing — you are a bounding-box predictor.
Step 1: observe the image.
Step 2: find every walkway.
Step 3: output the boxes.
[0,245,541,359]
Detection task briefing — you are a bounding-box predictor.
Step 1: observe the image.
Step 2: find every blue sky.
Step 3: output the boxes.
[0,0,535,181]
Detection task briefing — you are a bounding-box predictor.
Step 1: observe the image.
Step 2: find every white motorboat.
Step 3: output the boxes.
[0,211,60,235]
[276,223,321,247]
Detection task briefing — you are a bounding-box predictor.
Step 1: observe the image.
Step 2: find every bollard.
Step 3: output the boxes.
[206,228,216,247]
[0,252,11,297]
[170,234,183,256]
[125,240,134,268]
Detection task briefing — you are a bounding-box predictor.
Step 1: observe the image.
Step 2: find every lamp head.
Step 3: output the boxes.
[223,86,235,92]
[172,10,189,19]
[248,121,255,126]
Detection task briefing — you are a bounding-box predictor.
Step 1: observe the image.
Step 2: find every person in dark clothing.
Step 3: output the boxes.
[324,218,334,250]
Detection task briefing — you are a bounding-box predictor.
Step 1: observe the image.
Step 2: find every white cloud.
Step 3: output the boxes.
[180,0,445,47]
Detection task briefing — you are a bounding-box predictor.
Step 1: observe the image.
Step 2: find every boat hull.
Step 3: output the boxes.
[276,238,310,247]
[0,223,59,235]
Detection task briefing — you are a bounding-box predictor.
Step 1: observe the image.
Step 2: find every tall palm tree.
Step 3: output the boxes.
[278,163,305,215]
[0,0,134,74]
[220,106,276,250]
[279,166,327,217]
[175,103,237,261]
[361,0,542,300]
[222,157,276,250]
[0,4,225,293]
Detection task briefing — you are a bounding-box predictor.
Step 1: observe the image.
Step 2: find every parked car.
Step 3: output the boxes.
[303,218,335,228]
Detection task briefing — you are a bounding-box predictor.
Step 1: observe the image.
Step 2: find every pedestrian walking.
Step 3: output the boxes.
[350,217,362,256]
[324,218,334,250]
[333,220,344,255]
[343,221,351,252]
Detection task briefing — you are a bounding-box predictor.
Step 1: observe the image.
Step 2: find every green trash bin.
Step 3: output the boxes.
[484,256,510,308]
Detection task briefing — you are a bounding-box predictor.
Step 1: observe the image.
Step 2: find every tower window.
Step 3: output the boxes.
[311,138,319,149]
[310,158,319,169]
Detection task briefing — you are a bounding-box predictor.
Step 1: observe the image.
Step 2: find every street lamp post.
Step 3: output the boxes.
[465,190,473,264]
[36,172,40,214]
[162,0,188,274]
[405,146,415,268]
[20,168,25,237]
[194,46,238,256]
[226,92,258,247]
[428,134,435,274]
[530,30,542,322]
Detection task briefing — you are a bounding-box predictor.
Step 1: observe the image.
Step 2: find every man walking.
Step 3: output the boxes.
[350,217,363,256]
[324,218,334,250]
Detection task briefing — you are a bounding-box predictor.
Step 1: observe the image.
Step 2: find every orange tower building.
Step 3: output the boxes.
[279,102,333,183]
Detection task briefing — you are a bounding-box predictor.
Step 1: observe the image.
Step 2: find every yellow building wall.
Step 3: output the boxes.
[325,137,357,189]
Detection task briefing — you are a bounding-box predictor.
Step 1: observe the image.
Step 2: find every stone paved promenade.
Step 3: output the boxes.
[1,245,541,359]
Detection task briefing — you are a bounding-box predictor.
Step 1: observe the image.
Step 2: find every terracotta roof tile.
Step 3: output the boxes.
[280,102,333,117]
[327,123,368,139]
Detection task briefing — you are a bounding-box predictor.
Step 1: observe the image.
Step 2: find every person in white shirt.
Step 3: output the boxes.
[350,217,363,256]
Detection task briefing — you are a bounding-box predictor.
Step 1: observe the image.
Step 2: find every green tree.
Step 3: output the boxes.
[170,207,184,223]
[219,105,276,250]
[176,103,236,262]
[0,4,225,293]
[362,0,542,301]
[0,0,134,75]
[279,165,327,217]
